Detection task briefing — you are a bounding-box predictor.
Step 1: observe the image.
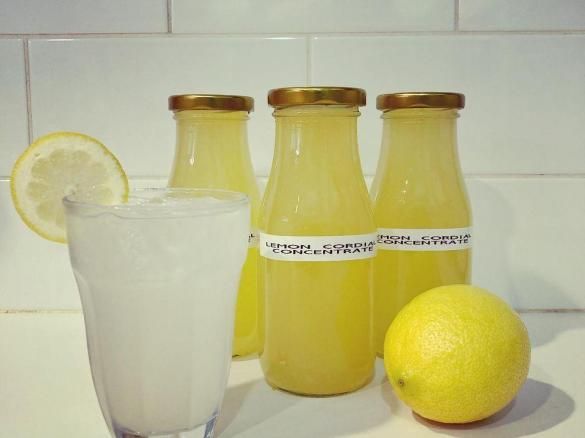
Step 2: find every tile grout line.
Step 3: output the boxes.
[454,0,460,31]
[516,308,585,314]
[305,36,312,85]
[166,0,173,34]
[0,309,82,314]
[1,30,585,39]
[1,308,584,315]
[464,173,585,179]
[23,39,33,145]
[2,173,585,181]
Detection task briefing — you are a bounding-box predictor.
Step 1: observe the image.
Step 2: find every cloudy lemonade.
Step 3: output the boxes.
[65,191,250,435]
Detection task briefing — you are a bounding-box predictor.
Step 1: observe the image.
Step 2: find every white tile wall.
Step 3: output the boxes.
[0,40,28,177]
[0,1,583,310]
[28,37,307,177]
[460,0,585,31]
[0,0,167,34]
[469,177,585,309]
[172,0,455,33]
[0,180,77,309]
[311,35,585,175]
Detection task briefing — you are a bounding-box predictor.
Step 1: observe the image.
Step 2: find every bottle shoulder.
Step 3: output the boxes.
[372,165,471,228]
[260,176,375,234]
[373,194,471,228]
[374,168,468,199]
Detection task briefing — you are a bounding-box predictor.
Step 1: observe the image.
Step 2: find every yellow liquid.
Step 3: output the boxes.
[169,110,261,356]
[371,108,471,356]
[259,106,375,395]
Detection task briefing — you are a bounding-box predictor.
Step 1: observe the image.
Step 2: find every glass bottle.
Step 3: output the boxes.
[168,94,261,357]
[371,92,472,356]
[259,87,376,395]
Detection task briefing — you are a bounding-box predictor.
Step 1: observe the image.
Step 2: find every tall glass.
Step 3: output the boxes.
[64,188,250,438]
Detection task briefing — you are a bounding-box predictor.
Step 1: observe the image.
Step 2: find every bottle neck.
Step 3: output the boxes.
[272,105,364,178]
[375,108,463,182]
[174,109,249,155]
[170,110,253,187]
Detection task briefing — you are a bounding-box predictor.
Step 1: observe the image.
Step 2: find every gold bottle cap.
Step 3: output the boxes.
[376,92,465,111]
[268,87,366,108]
[168,94,254,112]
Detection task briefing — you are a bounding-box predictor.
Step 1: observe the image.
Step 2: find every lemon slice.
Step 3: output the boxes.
[10,132,129,243]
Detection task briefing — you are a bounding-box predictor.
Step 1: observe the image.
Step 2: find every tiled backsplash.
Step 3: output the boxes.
[459,0,585,31]
[171,0,456,33]
[0,0,583,310]
[0,0,168,34]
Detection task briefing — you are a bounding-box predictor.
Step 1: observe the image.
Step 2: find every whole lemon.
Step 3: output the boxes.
[384,284,530,424]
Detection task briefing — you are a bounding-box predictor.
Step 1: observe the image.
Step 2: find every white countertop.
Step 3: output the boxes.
[0,312,583,437]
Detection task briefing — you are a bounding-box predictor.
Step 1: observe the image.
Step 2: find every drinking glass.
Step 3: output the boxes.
[64,188,250,438]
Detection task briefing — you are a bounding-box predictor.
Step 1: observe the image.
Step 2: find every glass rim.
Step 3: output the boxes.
[63,188,249,218]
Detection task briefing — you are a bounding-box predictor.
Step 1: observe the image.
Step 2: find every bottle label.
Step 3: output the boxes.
[248,229,259,248]
[260,233,378,262]
[377,227,472,251]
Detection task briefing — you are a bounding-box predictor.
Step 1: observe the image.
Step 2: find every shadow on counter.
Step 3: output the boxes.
[411,378,574,438]
[217,365,391,437]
